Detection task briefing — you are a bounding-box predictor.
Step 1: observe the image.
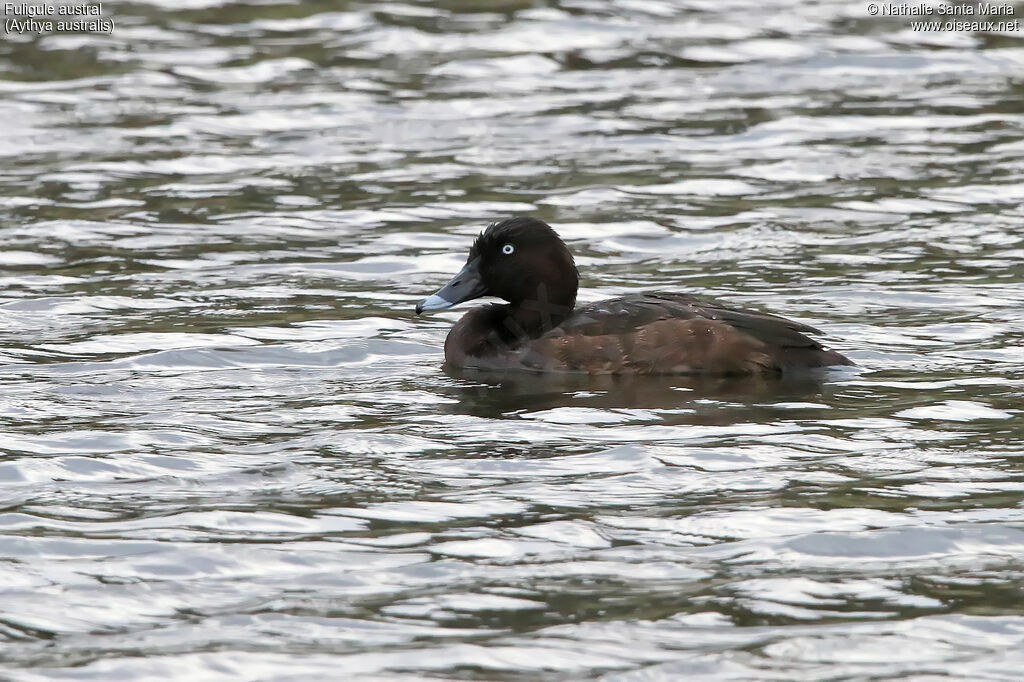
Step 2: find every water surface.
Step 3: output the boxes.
[2,0,1024,679]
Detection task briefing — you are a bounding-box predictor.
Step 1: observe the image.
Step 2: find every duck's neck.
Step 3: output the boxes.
[498,282,577,341]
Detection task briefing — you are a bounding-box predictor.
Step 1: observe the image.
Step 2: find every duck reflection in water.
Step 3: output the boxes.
[437,365,843,423]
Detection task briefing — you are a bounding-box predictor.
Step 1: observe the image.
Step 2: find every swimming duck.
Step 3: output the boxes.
[416,217,852,375]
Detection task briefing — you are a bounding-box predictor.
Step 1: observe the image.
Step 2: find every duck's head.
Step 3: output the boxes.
[416,217,579,314]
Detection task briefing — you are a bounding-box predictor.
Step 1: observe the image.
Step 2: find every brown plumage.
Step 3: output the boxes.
[417,218,852,376]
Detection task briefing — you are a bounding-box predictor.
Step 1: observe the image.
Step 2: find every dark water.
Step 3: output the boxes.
[2,1,1024,679]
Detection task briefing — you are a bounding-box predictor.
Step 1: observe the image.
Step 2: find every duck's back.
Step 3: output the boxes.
[448,292,852,375]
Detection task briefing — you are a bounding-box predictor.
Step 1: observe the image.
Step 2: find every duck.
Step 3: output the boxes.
[415,217,852,375]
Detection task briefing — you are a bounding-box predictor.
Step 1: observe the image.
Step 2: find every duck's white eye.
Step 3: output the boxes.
[501,243,514,255]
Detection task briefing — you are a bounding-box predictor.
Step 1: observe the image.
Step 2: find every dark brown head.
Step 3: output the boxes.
[416,217,579,316]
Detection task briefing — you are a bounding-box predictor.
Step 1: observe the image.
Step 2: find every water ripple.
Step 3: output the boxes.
[2,0,1024,679]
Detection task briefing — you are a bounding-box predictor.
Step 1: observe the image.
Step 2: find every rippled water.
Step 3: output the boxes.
[2,0,1024,679]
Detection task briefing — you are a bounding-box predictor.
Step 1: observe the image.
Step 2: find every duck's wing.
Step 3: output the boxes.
[560,293,822,344]
[521,293,850,375]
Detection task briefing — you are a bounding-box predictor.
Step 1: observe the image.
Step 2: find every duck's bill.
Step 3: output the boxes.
[415,258,487,314]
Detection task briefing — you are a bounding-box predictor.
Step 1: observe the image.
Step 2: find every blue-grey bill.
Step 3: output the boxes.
[415,257,486,315]
[416,293,455,313]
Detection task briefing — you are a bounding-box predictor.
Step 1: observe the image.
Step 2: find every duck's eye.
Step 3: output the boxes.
[501,244,514,255]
